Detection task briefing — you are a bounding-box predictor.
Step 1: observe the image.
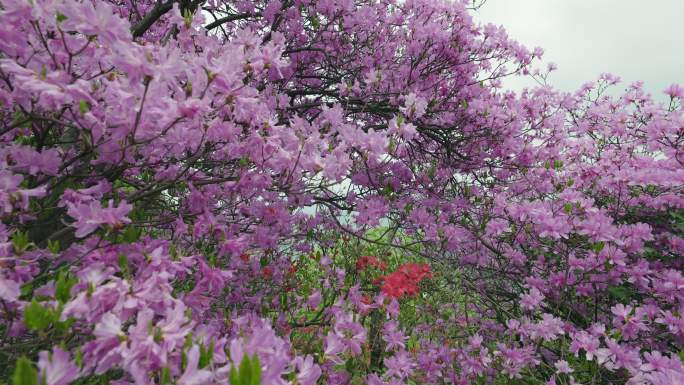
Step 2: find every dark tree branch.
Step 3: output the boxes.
[262,0,291,44]
[131,0,175,38]
[204,12,258,30]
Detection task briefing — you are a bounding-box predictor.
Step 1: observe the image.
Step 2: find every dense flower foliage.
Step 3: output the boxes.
[0,0,683,384]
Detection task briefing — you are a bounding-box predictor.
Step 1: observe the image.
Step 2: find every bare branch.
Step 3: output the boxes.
[131,0,174,38]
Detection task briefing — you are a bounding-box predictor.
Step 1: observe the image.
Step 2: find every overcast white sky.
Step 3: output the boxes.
[474,0,684,100]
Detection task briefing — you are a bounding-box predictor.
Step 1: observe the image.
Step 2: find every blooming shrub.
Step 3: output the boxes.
[0,0,683,384]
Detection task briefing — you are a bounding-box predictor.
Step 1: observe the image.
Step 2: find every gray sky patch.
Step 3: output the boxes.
[474,0,684,101]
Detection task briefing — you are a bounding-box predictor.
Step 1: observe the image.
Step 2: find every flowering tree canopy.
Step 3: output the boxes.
[0,0,683,384]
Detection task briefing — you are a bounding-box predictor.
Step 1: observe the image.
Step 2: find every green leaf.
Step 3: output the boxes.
[86,282,95,298]
[54,317,75,333]
[608,286,631,302]
[119,226,141,244]
[396,114,404,126]
[344,356,355,372]
[407,335,420,352]
[228,353,262,385]
[74,348,83,368]
[12,356,38,385]
[153,327,163,343]
[117,254,130,278]
[12,231,31,254]
[387,137,396,153]
[20,282,34,299]
[553,159,563,170]
[198,340,214,369]
[170,244,179,260]
[182,8,193,28]
[239,353,252,385]
[24,299,52,331]
[47,239,60,254]
[55,272,77,303]
[78,100,90,115]
[592,241,605,253]
[250,353,261,385]
[307,15,320,29]
[229,365,239,385]
[184,333,193,348]
[563,203,573,214]
[160,367,172,385]
[207,253,217,268]
[181,349,188,372]
[55,12,68,23]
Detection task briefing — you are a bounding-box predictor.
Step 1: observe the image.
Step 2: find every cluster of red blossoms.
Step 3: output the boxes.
[379,263,432,299]
[356,255,387,271]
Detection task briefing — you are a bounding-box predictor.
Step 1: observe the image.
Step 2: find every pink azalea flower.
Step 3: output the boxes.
[178,346,213,385]
[37,347,80,385]
[664,83,684,99]
[554,360,573,374]
[66,200,133,237]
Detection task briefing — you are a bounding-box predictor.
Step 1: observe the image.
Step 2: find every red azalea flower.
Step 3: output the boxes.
[380,263,431,298]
